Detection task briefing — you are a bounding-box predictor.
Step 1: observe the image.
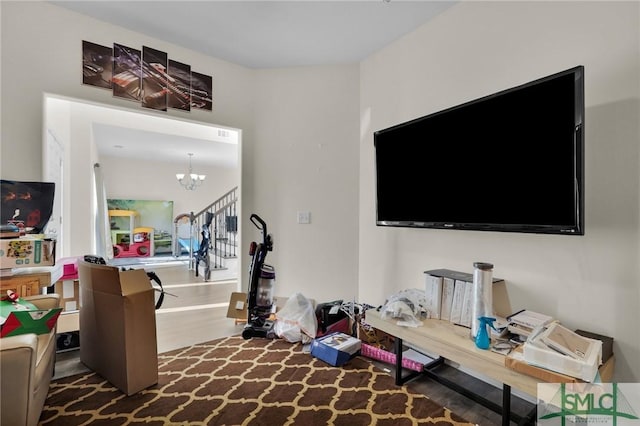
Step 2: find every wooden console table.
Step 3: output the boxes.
[365,308,612,426]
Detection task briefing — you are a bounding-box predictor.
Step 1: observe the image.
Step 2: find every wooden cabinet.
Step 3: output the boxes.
[0,272,51,297]
[0,271,80,335]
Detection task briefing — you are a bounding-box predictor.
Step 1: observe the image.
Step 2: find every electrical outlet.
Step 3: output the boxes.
[297,211,311,224]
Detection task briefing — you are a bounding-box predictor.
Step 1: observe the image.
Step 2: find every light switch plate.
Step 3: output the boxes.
[297,211,311,224]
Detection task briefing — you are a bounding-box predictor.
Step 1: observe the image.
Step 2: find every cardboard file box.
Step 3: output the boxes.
[0,237,55,269]
[78,261,158,395]
[311,332,361,366]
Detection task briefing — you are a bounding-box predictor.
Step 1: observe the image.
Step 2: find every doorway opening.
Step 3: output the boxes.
[43,94,241,286]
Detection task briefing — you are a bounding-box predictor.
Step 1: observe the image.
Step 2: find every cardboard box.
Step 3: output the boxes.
[78,261,158,395]
[506,346,582,383]
[505,346,614,383]
[54,279,80,312]
[0,237,55,269]
[0,299,62,337]
[575,329,614,363]
[523,333,602,382]
[311,332,361,366]
[226,292,248,321]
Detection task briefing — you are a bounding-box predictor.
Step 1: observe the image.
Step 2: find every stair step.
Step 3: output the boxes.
[210,252,236,260]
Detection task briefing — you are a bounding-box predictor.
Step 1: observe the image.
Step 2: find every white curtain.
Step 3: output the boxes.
[93,163,113,261]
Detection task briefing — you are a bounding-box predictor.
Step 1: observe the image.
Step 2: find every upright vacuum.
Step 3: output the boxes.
[242,214,276,339]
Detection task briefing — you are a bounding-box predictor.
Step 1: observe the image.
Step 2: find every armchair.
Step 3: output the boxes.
[0,294,61,426]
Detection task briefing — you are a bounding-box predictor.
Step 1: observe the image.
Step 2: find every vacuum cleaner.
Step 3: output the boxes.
[242,214,276,339]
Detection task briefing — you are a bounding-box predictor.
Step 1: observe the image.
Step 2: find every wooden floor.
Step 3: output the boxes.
[54,262,534,425]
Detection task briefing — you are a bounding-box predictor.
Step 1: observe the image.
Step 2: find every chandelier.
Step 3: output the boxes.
[176,153,206,191]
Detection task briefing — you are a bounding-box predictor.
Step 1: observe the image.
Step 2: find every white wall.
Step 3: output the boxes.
[252,65,360,301]
[0,2,256,180]
[1,1,254,260]
[359,1,640,381]
[1,1,360,304]
[99,156,237,219]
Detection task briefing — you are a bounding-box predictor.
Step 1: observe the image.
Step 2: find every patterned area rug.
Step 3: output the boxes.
[40,336,474,425]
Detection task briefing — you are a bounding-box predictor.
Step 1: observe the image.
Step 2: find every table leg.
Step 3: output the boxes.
[393,337,423,386]
[503,384,511,426]
[395,336,402,385]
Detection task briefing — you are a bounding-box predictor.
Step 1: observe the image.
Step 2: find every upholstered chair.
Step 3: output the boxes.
[0,294,61,426]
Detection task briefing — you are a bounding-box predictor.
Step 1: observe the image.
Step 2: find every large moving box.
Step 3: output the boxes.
[78,261,158,395]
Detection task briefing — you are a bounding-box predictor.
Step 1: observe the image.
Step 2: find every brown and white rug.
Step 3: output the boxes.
[40,336,474,425]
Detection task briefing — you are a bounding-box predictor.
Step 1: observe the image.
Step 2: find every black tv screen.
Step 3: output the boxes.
[374,65,584,235]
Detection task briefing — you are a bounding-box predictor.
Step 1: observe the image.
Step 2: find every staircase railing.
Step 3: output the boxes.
[185,186,238,271]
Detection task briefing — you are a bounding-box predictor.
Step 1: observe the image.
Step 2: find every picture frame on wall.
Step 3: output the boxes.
[82,40,113,89]
[142,46,168,111]
[191,71,213,111]
[168,59,191,111]
[112,43,142,101]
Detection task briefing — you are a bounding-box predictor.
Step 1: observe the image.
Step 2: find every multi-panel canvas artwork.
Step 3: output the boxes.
[142,46,168,111]
[82,40,113,89]
[191,71,213,111]
[168,60,191,111]
[81,40,213,112]
[112,43,142,101]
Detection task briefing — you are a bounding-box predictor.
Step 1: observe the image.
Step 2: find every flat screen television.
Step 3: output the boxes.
[374,65,584,235]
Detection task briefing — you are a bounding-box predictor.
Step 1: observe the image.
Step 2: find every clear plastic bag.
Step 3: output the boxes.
[274,292,318,343]
[380,288,428,327]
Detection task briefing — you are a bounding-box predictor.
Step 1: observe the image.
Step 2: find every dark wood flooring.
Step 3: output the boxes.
[370,358,536,425]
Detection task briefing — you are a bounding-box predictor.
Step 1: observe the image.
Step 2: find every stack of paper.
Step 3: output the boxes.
[507,309,554,338]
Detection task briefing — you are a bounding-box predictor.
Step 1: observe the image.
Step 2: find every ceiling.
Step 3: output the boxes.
[49,1,454,165]
[52,1,455,69]
[92,122,239,169]
[50,97,239,168]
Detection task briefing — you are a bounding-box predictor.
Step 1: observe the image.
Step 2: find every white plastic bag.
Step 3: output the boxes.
[274,292,318,343]
[380,288,428,327]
